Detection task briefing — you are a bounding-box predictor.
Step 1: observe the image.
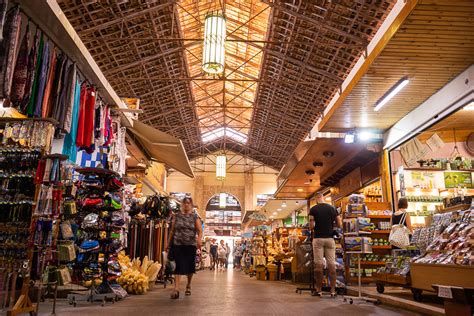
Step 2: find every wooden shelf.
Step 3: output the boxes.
[358,261,386,266]
[347,277,373,283]
[372,245,392,250]
[367,215,391,219]
[404,167,474,172]
[371,230,390,234]
[441,204,471,213]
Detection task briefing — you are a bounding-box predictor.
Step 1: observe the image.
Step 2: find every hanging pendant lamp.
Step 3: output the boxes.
[202,12,226,74]
[216,154,226,179]
[219,192,227,208]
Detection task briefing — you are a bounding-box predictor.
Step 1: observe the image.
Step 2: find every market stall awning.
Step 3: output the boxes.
[128,121,194,178]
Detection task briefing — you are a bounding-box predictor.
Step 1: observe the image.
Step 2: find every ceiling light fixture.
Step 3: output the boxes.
[273,212,277,215]
[202,12,226,74]
[281,202,287,208]
[297,188,303,192]
[344,132,355,144]
[137,159,147,168]
[295,201,299,205]
[216,154,226,180]
[277,208,282,211]
[374,77,409,112]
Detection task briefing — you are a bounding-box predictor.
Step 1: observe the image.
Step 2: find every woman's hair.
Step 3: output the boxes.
[398,197,408,210]
[182,197,193,205]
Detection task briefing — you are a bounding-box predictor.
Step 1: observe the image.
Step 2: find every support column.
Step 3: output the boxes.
[244,171,253,212]
[194,175,205,218]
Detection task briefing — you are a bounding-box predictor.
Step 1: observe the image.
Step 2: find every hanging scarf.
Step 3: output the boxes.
[20,29,40,114]
[62,78,81,162]
[26,32,44,117]
[41,47,57,118]
[10,23,30,108]
[33,39,51,117]
[0,0,8,42]
[0,5,21,99]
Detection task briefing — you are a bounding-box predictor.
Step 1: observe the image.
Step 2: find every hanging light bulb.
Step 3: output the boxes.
[202,12,226,74]
[219,192,227,208]
[216,154,226,179]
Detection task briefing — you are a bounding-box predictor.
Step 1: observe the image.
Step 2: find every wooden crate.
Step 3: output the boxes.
[410,263,474,292]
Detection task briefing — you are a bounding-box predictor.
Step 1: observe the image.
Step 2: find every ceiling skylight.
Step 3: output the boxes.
[202,127,248,144]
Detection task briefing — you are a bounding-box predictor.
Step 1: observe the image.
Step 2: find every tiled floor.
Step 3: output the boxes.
[36,269,421,316]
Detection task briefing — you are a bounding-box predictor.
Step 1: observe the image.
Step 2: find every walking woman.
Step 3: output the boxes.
[166,197,202,299]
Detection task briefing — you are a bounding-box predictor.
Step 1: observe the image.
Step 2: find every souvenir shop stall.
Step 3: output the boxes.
[380,103,474,304]
[0,2,136,313]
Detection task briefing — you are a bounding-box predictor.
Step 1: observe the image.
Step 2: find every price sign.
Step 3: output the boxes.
[438,286,453,299]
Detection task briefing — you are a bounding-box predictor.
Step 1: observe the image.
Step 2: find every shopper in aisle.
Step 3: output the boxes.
[309,193,342,297]
[392,197,413,233]
[218,240,227,270]
[166,197,203,299]
[225,242,231,268]
[233,243,243,270]
[209,239,218,270]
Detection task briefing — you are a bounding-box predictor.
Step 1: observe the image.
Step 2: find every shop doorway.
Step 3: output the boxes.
[204,193,242,264]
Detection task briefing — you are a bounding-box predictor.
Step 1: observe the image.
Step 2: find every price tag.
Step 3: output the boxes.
[438,286,453,299]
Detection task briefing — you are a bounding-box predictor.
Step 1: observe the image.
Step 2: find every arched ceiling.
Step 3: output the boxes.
[58,0,396,170]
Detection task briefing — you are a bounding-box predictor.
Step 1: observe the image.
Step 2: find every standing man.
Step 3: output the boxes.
[309,193,342,297]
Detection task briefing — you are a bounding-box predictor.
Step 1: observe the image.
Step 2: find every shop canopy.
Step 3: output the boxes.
[128,120,194,178]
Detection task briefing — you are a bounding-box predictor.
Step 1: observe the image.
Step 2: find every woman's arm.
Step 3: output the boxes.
[195,217,203,249]
[405,212,412,232]
[166,214,176,250]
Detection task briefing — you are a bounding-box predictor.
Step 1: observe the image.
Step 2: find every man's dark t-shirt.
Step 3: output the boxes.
[210,244,218,257]
[309,203,337,238]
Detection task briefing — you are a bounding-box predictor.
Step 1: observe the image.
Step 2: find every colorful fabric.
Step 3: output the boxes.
[62,62,77,134]
[33,39,51,117]
[41,48,57,118]
[172,212,197,246]
[0,0,7,42]
[75,83,88,147]
[62,78,81,162]
[0,6,21,99]
[20,29,40,114]
[76,148,108,168]
[26,33,44,117]
[50,53,66,121]
[10,23,30,108]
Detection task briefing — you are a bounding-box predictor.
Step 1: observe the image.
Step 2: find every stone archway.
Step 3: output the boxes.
[204,193,242,238]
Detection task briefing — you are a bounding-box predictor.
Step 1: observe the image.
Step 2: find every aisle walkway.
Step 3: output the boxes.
[38,269,419,315]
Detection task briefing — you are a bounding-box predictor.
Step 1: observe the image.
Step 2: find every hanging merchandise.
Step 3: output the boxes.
[0,117,56,314]
[0,5,20,100]
[62,167,128,305]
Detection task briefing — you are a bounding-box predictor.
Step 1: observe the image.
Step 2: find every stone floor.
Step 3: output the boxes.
[35,269,421,316]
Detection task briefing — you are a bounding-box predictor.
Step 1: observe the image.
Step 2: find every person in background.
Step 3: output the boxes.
[209,239,218,270]
[233,242,243,270]
[393,197,413,231]
[166,197,202,299]
[309,193,342,297]
[225,242,231,269]
[217,240,227,270]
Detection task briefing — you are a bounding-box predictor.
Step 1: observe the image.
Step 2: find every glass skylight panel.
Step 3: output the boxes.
[201,127,247,144]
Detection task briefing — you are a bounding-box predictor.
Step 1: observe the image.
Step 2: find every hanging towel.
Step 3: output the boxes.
[10,23,30,108]
[400,137,429,167]
[0,6,21,99]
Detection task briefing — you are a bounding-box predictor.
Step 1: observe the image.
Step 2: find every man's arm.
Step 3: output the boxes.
[335,214,342,228]
[309,209,315,230]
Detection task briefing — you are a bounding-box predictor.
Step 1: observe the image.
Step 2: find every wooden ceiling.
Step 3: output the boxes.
[57,0,395,170]
[321,0,474,133]
[275,137,378,199]
[177,0,269,136]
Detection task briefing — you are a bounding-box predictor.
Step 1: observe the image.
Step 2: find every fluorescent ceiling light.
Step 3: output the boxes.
[463,101,474,111]
[297,188,303,192]
[344,133,355,144]
[273,212,277,215]
[374,77,409,112]
[277,208,282,211]
[281,202,287,208]
[202,127,247,143]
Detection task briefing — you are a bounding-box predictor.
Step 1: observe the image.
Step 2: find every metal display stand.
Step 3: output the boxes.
[296,242,315,294]
[343,252,379,305]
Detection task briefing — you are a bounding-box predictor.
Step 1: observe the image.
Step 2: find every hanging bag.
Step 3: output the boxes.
[389,212,411,249]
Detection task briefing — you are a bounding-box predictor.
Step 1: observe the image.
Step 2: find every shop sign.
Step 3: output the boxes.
[444,171,473,188]
[437,286,453,299]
